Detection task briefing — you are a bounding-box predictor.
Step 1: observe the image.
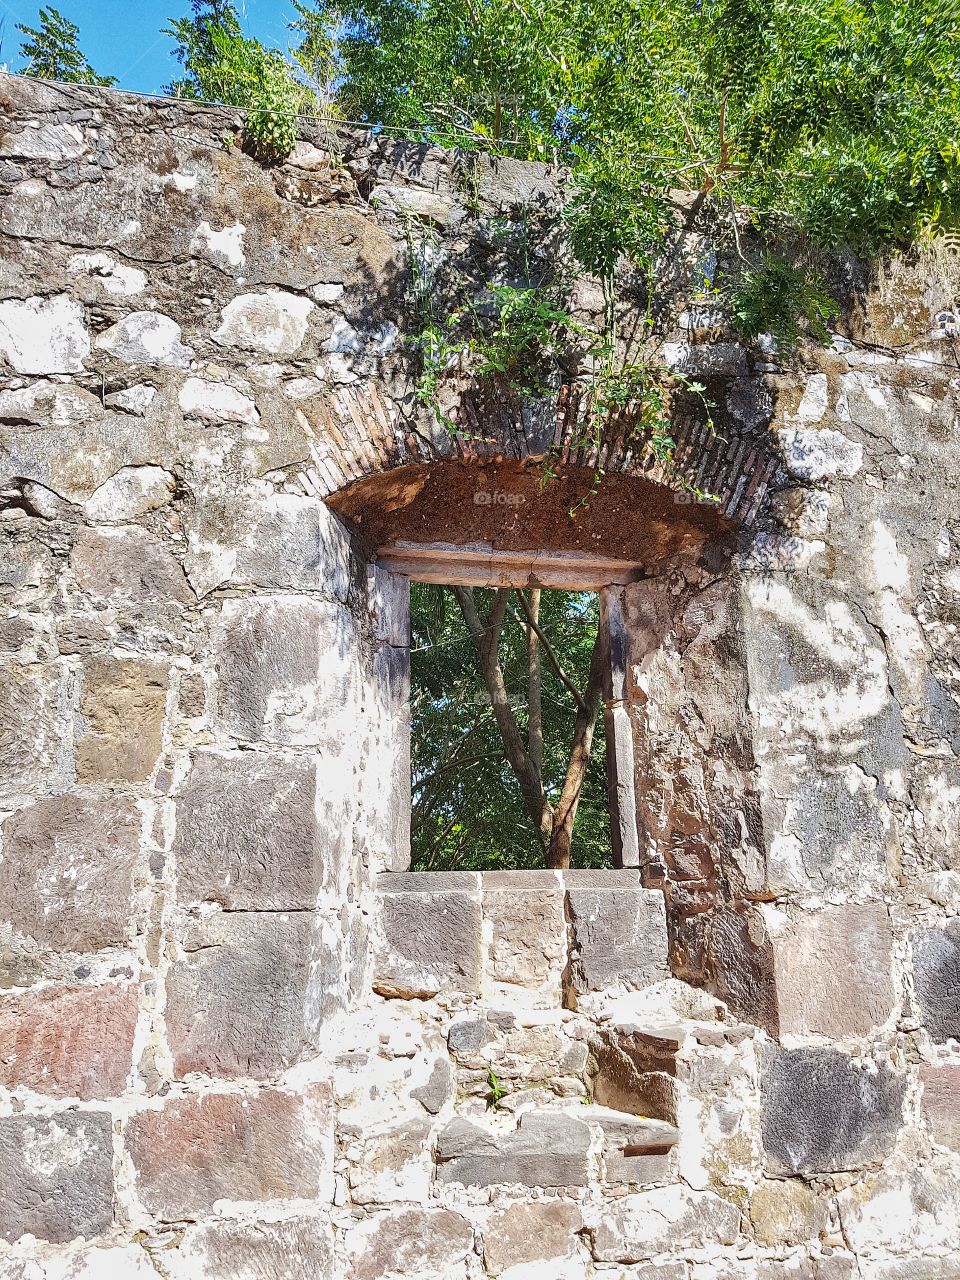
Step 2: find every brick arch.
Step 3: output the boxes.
[293,379,778,534]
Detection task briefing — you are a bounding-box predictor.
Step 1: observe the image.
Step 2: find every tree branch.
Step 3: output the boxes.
[546,624,607,869]
[514,591,587,713]
[453,586,552,846]
[526,587,543,777]
[413,753,502,820]
[718,83,729,172]
[484,587,511,661]
[421,813,482,872]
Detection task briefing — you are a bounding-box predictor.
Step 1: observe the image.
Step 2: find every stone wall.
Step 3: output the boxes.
[1,72,960,1280]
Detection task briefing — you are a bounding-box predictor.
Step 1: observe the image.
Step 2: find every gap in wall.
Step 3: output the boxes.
[409,582,612,872]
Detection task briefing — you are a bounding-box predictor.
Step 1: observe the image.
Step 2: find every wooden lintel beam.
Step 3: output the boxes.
[375,541,645,590]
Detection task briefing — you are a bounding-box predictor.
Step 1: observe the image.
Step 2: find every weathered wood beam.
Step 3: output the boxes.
[376,541,645,590]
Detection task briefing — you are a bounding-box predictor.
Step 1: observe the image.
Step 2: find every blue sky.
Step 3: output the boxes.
[1,0,301,93]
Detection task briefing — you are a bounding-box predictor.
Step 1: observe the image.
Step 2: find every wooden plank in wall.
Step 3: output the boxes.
[376,541,646,590]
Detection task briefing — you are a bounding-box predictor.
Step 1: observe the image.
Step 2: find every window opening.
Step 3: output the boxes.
[410,583,611,872]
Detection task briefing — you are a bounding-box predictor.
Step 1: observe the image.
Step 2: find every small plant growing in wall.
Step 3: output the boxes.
[470,284,582,397]
[486,1069,508,1110]
[731,255,840,350]
[165,0,334,162]
[404,209,721,505]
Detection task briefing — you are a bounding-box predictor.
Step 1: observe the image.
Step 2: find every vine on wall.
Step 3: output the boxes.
[403,206,725,508]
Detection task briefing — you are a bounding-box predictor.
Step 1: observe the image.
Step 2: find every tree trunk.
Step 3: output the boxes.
[453,586,553,850]
[452,585,605,870]
[526,588,543,776]
[545,625,606,869]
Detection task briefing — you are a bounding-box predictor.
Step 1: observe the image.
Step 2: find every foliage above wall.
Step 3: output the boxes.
[318,0,960,315]
[162,0,333,160]
[16,6,116,87]
[22,1,960,328]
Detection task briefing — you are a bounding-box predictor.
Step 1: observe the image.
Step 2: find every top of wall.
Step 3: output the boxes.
[0,72,779,561]
[0,72,567,285]
[4,73,956,569]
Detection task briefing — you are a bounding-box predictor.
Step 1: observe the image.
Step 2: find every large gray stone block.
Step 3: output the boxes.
[174,751,339,910]
[0,792,142,952]
[0,293,89,374]
[357,640,411,874]
[0,662,66,807]
[212,290,313,356]
[0,386,173,506]
[178,377,259,425]
[367,563,410,645]
[70,526,194,605]
[447,1016,496,1058]
[0,1112,113,1243]
[589,1186,739,1260]
[184,489,353,599]
[911,926,960,1044]
[920,1063,960,1151]
[769,903,895,1039]
[473,153,560,211]
[592,1109,678,1184]
[0,120,87,161]
[411,1057,455,1115]
[761,1047,905,1174]
[344,1207,473,1280]
[174,1215,334,1280]
[83,464,173,521]
[776,423,864,483]
[165,912,324,1078]
[707,903,778,1035]
[482,1201,583,1276]
[96,311,193,366]
[483,871,566,988]
[565,876,669,997]
[860,1262,960,1280]
[374,874,482,998]
[436,1111,591,1187]
[211,596,359,745]
[617,1267,690,1280]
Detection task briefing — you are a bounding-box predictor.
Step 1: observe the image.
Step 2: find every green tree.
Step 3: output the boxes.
[163,0,244,98]
[307,0,960,334]
[17,6,116,86]
[164,0,334,159]
[412,585,611,871]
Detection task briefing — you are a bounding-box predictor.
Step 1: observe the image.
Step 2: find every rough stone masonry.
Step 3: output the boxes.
[0,71,959,1280]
